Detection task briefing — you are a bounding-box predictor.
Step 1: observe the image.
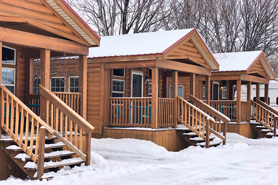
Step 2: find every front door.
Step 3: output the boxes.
[132,71,143,97]
[212,81,219,100]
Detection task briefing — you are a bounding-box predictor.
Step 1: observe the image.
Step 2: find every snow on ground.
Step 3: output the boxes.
[1,133,278,185]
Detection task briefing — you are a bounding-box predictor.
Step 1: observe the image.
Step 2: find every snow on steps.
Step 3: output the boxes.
[24,157,84,170]
[15,150,75,161]
[189,136,215,141]
[196,140,222,147]
[5,142,65,152]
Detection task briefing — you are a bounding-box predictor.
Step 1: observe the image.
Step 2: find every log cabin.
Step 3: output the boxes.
[209,51,277,138]
[0,0,100,180]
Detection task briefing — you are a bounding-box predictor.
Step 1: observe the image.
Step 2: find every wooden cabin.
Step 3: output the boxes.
[0,0,100,180]
[209,51,276,138]
[83,29,230,151]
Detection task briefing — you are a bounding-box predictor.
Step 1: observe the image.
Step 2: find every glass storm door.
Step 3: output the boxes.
[212,82,219,100]
[132,71,143,97]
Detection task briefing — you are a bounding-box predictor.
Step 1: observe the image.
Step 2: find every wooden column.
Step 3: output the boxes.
[236,80,241,123]
[205,76,211,105]
[151,68,158,129]
[25,58,34,104]
[0,42,2,138]
[256,83,260,101]
[79,55,87,120]
[40,49,50,122]
[0,42,2,84]
[247,81,251,122]
[103,69,110,127]
[190,73,196,96]
[172,71,178,128]
[264,84,269,104]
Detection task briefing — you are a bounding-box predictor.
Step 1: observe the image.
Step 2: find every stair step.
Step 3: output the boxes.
[256,125,266,129]
[24,157,84,170]
[5,142,65,152]
[15,150,75,161]
[196,140,222,147]
[0,135,56,142]
[261,129,271,132]
[183,132,205,137]
[189,136,215,142]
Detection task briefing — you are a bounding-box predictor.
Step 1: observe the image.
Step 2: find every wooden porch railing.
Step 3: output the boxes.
[190,95,230,144]
[251,100,277,136]
[0,85,55,177]
[109,97,152,127]
[158,98,175,128]
[177,96,215,148]
[39,85,94,165]
[209,100,249,122]
[28,92,81,116]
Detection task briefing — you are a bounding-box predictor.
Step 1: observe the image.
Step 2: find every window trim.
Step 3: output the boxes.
[113,69,125,78]
[148,82,152,97]
[50,76,66,92]
[112,79,125,97]
[2,45,16,65]
[68,76,79,92]
[212,81,220,100]
[2,67,16,93]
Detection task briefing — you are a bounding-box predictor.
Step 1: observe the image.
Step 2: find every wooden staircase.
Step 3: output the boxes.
[177,96,230,148]
[0,85,94,180]
[250,99,278,139]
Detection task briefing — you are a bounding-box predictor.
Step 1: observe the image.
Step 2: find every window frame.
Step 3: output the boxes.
[2,67,16,93]
[50,77,66,92]
[148,82,152,97]
[2,45,16,65]
[112,79,125,97]
[33,77,40,94]
[169,85,184,98]
[69,76,79,93]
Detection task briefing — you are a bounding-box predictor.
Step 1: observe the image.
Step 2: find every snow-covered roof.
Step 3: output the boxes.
[88,29,195,58]
[214,51,262,72]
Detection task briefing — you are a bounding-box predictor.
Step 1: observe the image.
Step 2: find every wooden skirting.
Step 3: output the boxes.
[226,122,256,138]
[100,128,188,151]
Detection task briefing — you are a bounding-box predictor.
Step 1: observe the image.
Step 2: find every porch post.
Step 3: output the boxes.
[256,83,260,101]
[172,71,178,128]
[40,49,50,122]
[190,73,196,96]
[151,68,158,129]
[0,42,2,138]
[79,55,87,120]
[205,76,210,105]
[264,84,269,104]
[247,81,251,122]
[26,58,34,105]
[236,80,241,123]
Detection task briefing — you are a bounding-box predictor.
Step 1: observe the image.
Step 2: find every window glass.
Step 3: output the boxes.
[169,85,183,98]
[2,46,15,65]
[2,68,15,93]
[112,79,124,97]
[148,83,152,97]
[33,78,40,94]
[113,69,125,77]
[69,77,79,92]
[51,77,65,92]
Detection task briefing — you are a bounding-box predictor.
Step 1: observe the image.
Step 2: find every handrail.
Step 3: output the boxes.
[251,100,277,135]
[0,85,55,164]
[177,96,214,147]
[40,85,94,132]
[256,99,278,115]
[39,84,94,165]
[189,95,229,144]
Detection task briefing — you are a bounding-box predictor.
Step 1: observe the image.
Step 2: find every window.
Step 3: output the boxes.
[202,81,206,100]
[69,77,79,92]
[2,68,15,93]
[148,82,152,97]
[51,77,65,92]
[113,69,125,77]
[169,85,183,98]
[33,78,40,94]
[2,46,16,65]
[112,79,124,97]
